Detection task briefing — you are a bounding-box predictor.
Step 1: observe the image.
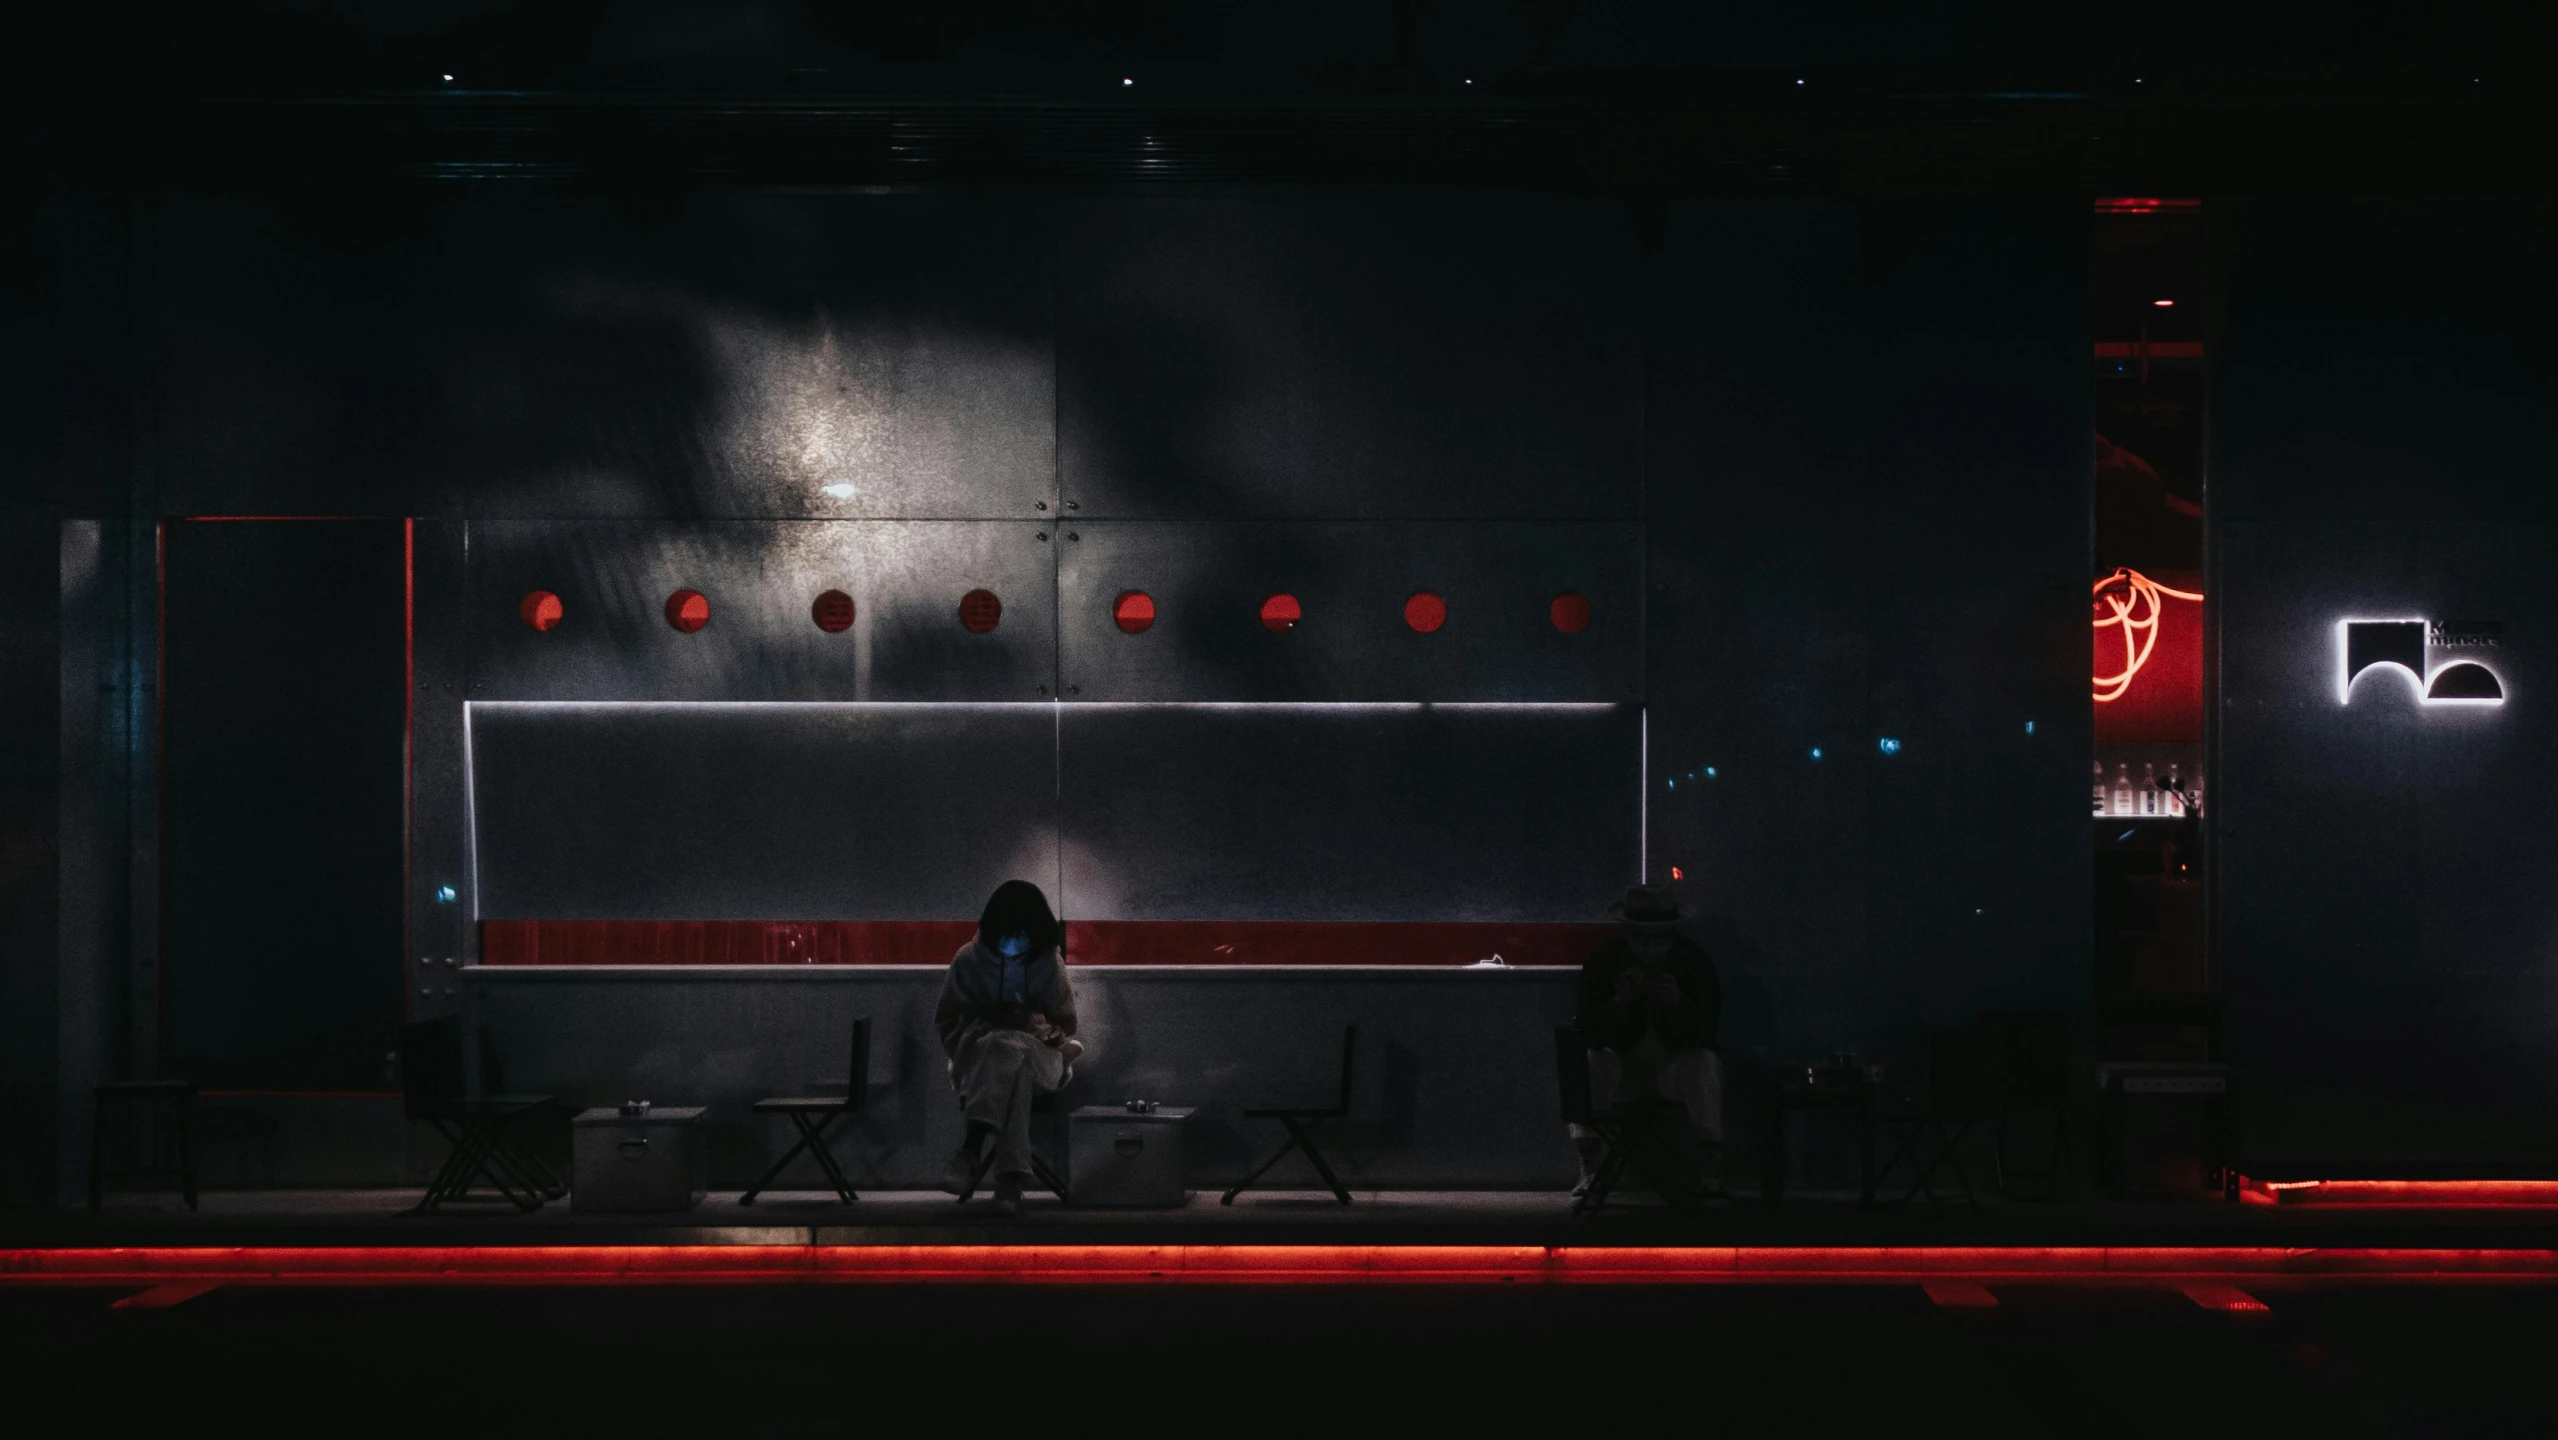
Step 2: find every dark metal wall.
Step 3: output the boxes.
[0,509,65,1204]
[1645,198,2092,1075]
[468,521,1058,702]
[2216,200,2558,1168]
[16,184,2093,1186]
[471,704,1059,922]
[160,520,408,1091]
[1057,194,1642,520]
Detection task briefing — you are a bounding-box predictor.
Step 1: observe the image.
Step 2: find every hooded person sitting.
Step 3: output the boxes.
[1570,882,1724,1198]
[937,880,1082,1217]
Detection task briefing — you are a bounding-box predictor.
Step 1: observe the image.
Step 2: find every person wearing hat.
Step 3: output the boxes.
[936,879,1084,1217]
[1571,882,1724,1197]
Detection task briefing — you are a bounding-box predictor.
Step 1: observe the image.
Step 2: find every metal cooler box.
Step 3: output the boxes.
[572,1106,707,1212]
[1067,1105,1194,1207]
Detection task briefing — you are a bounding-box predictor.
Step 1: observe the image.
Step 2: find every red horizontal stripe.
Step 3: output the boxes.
[479,921,977,966]
[1061,921,1607,967]
[2094,341,2204,358]
[8,1246,2558,1287]
[478,920,1611,967]
[2242,1178,2558,1208]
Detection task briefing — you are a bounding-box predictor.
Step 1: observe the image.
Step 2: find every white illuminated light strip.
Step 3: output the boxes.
[464,699,1625,711]
[2333,617,2508,708]
[461,700,480,923]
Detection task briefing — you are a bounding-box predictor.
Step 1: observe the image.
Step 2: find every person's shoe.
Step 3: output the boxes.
[985,1175,1027,1218]
[943,1144,983,1197]
[1057,1038,1085,1067]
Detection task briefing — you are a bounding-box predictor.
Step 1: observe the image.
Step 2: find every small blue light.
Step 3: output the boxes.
[435,885,458,904]
[1704,766,1717,779]
[1877,737,1902,756]
[2024,720,2036,735]
[1809,747,1823,761]
[1666,778,1676,789]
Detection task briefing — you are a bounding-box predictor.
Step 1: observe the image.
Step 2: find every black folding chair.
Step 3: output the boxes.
[1874,1027,2006,1212]
[955,1089,1071,1205]
[741,1016,872,1206]
[1556,1027,1714,1217]
[400,1017,561,1213]
[1224,1026,1357,1206]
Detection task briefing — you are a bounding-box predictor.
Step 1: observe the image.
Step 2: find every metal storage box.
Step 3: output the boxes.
[1067,1105,1194,1207]
[572,1106,707,1212]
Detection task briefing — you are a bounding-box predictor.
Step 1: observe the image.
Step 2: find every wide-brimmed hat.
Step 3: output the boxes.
[1608,883,1689,929]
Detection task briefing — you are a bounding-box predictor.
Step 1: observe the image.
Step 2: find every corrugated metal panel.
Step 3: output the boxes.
[1059,704,1639,922]
[468,703,1057,920]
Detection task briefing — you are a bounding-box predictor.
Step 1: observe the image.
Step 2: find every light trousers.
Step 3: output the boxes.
[955,1028,1066,1181]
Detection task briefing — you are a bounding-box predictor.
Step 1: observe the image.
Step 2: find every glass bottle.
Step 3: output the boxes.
[2093,761,2107,816]
[2139,762,2159,816]
[2112,764,2133,817]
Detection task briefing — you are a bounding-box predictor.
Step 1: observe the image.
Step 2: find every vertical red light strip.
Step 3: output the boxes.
[403,518,416,1019]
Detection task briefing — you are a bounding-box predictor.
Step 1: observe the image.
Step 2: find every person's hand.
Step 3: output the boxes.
[1642,972,1681,1006]
[1612,968,1642,1005]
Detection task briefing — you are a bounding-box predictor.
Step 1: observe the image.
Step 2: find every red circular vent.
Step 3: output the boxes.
[518,590,563,633]
[811,589,855,633]
[959,589,1003,633]
[665,589,709,633]
[1403,591,1447,634]
[1113,591,1156,634]
[1550,591,1593,634]
[1259,593,1302,633]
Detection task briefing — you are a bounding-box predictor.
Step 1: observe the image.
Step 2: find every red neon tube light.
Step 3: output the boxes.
[9,1245,2558,1288]
[2243,1178,2558,1208]
[2093,567,2204,704]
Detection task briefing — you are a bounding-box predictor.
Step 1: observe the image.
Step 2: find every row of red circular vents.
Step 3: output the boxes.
[519,588,1594,636]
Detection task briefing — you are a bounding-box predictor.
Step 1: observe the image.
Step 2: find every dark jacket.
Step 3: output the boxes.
[1575,934,1721,1052]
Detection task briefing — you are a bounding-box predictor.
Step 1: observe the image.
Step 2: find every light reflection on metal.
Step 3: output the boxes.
[2092,567,2203,703]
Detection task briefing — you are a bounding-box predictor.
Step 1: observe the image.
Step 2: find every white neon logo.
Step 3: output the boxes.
[2335,618,2505,707]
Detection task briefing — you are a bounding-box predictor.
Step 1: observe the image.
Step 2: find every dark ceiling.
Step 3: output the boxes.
[6,1,2548,188]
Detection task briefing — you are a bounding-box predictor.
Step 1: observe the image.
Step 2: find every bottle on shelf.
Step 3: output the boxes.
[2139,762,2159,816]
[2112,764,2133,817]
[2165,766,2186,818]
[2093,761,2107,817]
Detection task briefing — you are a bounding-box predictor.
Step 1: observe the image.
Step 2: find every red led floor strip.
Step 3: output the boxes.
[7,1246,2558,1288]
[2242,1178,2558,1208]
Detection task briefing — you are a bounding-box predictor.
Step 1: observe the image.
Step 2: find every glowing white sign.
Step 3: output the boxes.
[2336,618,2505,707]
